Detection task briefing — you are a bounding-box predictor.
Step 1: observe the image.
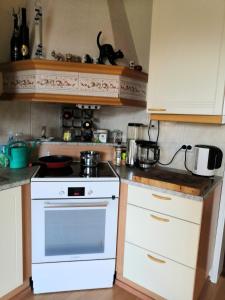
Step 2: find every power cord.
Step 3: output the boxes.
[148,120,152,141]
[158,145,184,166]
[148,120,160,145]
[184,146,192,173]
[156,120,160,144]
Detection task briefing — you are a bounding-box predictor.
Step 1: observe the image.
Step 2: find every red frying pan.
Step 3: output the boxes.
[38,155,73,169]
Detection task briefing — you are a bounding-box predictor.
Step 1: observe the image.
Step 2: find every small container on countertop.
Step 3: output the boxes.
[93,129,108,143]
[114,146,126,166]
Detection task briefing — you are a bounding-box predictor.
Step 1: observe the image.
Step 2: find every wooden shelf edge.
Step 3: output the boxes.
[0,93,146,107]
[115,279,164,300]
[0,60,148,82]
[150,114,224,124]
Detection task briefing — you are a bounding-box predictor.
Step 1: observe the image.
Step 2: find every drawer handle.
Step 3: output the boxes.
[150,214,170,223]
[152,194,172,201]
[147,254,166,264]
[148,108,167,112]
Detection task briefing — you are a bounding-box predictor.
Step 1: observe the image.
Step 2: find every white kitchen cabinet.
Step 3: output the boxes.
[123,242,195,300]
[124,185,200,300]
[0,186,23,298]
[147,0,225,123]
[125,204,200,268]
[116,182,221,300]
[127,184,202,224]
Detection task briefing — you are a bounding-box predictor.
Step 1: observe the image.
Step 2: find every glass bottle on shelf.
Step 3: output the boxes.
[19,8,30,59]
[10,9,21,61]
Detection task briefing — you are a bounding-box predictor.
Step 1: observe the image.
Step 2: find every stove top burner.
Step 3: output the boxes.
[34,161,116,179]
[39,166,74,177]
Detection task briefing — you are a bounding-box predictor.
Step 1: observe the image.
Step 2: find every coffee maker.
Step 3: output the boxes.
[135,140,160,168]
[126,123,144,166]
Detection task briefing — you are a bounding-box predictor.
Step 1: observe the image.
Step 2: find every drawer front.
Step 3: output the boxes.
[123,242,195,300]
[126,204,200,268]
[128,184,203,223]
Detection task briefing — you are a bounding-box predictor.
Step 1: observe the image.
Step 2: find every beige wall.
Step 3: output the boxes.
[0,0,152,68]
[26,0,152,70]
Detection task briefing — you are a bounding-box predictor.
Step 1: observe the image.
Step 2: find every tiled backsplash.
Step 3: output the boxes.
[0,102,61,144]
[0,101,224,176]
[96,106,225,176]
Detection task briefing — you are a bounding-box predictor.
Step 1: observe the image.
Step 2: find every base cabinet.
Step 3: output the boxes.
[116,182,221,300]
[125,202,200,268]
[0,187,23,298]
[123,242,195,300]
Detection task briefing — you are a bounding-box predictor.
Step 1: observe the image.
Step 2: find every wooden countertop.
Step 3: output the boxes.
[132,167,217,196]
[113,164,221,197]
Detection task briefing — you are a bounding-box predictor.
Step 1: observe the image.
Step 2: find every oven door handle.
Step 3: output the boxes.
[44,201,109,208]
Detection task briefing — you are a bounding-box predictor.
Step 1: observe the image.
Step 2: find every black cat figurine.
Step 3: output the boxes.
[97,31,124,65]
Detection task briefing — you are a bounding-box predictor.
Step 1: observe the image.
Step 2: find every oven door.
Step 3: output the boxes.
[32,198,118,263]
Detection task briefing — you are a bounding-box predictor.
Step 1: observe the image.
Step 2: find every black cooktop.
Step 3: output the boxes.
[34,162,117,178]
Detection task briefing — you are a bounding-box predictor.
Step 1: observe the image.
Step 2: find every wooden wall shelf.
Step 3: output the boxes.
[0,60,148,107]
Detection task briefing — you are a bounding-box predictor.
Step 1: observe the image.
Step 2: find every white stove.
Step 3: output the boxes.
[31,161,120,294]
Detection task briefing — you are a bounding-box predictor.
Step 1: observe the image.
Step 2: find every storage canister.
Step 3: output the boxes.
[93,129,108,143]
[114,146,122,166]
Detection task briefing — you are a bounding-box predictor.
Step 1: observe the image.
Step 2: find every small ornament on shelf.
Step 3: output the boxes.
[129,61,135,69]
[96,31,124,65]
[51,50,81,62]
[33,1,44,58]
[65,53,81,62]
[81,54,93,64]
[51,50,64,61]
[134,65,142,72]
[129,61,143,72]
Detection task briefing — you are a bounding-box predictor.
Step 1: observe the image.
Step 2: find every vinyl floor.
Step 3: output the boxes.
[19,276,225,300]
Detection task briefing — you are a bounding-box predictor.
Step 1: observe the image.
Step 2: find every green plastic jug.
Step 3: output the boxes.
[5,141,31,169]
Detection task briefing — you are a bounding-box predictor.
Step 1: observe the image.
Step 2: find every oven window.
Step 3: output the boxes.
[45,209,106,256]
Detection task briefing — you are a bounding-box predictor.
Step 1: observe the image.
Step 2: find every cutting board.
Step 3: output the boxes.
[132,168,212,196]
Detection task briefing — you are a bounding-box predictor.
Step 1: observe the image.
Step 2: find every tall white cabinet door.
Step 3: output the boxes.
[147,0,225,115]
[0,187,23,297]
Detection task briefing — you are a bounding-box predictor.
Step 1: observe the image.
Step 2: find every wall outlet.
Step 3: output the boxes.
[181,145,193,152]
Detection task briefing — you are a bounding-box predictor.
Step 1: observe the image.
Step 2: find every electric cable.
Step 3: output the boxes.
[148,120,152,141]
[184,148,192,173]
[148,120,160,144]
[156,120,160,144]
[158,146,183,166]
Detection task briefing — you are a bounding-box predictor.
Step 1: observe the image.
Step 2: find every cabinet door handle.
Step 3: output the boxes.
[150,214,170,223]
[148,108,167,112]
[152,194,172,201]
[147,254,166,264]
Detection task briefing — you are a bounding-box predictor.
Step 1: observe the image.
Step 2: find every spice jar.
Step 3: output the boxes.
[121,148,127,165]
[114,146,122,166]
[63,128,72,142]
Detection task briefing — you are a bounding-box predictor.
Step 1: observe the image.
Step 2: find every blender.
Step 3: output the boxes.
[126,123,144,166]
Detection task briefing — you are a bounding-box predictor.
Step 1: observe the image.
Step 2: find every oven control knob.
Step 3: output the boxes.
[59,190,65,196]
[88,189,93,196]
